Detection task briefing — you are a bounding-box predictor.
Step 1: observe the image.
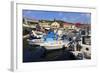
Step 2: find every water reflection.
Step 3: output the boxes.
[23,39,77,62]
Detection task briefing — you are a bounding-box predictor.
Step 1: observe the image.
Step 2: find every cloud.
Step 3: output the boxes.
[80,13,91,18]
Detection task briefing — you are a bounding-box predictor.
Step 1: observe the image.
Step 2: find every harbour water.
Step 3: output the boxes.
[23,38,77,62]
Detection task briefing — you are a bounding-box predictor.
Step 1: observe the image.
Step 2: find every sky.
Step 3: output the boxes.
[23,10,91,24]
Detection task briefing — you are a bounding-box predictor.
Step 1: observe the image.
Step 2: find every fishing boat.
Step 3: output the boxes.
[28,39,66,50]
[27,27,70,50]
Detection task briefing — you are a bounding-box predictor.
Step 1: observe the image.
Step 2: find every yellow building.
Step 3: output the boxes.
[51,21,60,28]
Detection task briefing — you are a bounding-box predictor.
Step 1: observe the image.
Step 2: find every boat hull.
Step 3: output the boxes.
[41,44,63,50]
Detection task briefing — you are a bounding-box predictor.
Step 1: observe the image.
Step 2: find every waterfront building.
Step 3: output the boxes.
[63,22,76,30]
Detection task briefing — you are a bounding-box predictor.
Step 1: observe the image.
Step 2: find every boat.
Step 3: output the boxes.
[27,29,69,50]
[27,38,66,49]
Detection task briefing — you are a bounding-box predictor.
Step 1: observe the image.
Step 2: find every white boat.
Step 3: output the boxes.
[27,29,69,50]
[27,39,66,50]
